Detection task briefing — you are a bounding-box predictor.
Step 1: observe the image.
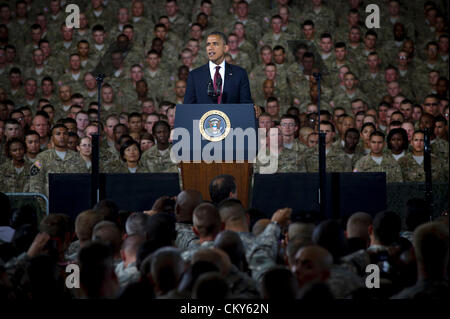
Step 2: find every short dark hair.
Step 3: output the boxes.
[152,120,170,135]
[373,211,401,245]
[209,174,237,205]
[51,123,68,135]
[207,31,228,45]
[5,137,26,159]
[370,130,385,140]
[387,128,408,151]
[120,139,142,162]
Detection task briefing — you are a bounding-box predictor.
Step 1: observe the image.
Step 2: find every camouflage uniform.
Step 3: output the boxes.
[399,153,448,182]
[237,231,256,262]
[332,88,369,114]
[115,261,140,288]
[258,32,295,62]
[28,149,88,198]
[430,138,449,164]
[305,144,353,173]
[248,222,280,282]
[354,154,404,183]
[328,264,365,299]
[223,18,262,46]
[108,161,149,173]
[181,240,215,262]
[254,147,307,174]
[300,4,337,35]
[141,145,178,173]
[143,68,172,103]
[23,65,56,87]
[0,160,31,193]
[58,72,85,93]
[359,71,385,107]
[229,51,253,72]
[175,222,198,250]
[227,264,260,299]
[102,103,124,121]
[85,7,114,29]
[238,39,257,61]
[52,40,78,65]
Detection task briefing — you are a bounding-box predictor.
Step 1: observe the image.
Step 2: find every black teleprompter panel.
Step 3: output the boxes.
[49,173,180,219]
[251,173,386,220]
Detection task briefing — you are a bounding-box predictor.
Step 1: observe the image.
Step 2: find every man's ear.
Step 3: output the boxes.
[192,226,199,236]
[368,225,373,236]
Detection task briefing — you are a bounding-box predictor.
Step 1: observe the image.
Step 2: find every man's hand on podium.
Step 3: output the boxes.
[254,104,262,118]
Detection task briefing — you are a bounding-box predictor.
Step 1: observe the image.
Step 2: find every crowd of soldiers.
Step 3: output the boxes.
[0,0,448,300]
[0,177,448,299]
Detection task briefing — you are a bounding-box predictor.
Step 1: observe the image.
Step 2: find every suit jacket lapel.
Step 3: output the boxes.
[223,62,232,99]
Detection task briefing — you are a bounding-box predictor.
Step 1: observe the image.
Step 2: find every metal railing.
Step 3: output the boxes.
[5,192,49,216]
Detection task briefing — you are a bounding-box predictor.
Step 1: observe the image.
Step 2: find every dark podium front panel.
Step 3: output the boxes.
[251,173,386,220]
[103,173,180,212]
[49,173,180,219]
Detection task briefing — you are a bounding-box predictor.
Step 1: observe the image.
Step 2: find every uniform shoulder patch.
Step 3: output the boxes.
[353,168,358,172]
[30,160,42,176]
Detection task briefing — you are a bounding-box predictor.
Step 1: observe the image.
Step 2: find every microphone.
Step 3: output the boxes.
[216,76,222,96]
[96,73,106,83]
[207,80,216,97]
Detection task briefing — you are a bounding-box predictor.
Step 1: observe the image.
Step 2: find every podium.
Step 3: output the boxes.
[173,104,257,206]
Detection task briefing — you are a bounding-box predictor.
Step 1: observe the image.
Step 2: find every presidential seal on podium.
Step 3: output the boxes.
[199,110,231,142]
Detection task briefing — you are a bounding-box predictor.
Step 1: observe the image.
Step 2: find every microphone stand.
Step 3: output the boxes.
[423,128,433,221]
[91,73,105,207]
[313,72,326,220]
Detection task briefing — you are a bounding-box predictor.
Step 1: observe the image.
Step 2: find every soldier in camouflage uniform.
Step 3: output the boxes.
[141,121,178,173]
[52,24,78,67]
[354,131,403,183]
[254,126,306,174]
[0,138,31,193]
[300,0,336,35]
[227,33,253,72]
[399,130,448,182]
[181,203,221,262]
[174,190,202,250]
[248,207,291,282]
[332,72,369,114]
[28,124,88,198]
[305,121,353,173]
[258,15,295,63]
[419,113,449,163]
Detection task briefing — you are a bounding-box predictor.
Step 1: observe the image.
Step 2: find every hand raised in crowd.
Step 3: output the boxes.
[271,207,292,228]
[27,232,50,258]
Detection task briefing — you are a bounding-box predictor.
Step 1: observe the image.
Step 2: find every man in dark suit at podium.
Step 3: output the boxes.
[184,31,254,106]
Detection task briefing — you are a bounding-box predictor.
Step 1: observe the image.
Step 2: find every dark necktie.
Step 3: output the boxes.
[213,65,222,104]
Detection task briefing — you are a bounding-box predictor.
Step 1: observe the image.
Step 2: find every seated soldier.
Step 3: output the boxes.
[305,121,353,172]
[112,139,148,173]
[342,128,365,168]
[386,128,409,161]
[353,131,403,183]
[0,137,31,193]
[181,203,222,262]
[28,124,88,198]
[398,130,448,182]
[254,126,306,174]
[141,120,177,173]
